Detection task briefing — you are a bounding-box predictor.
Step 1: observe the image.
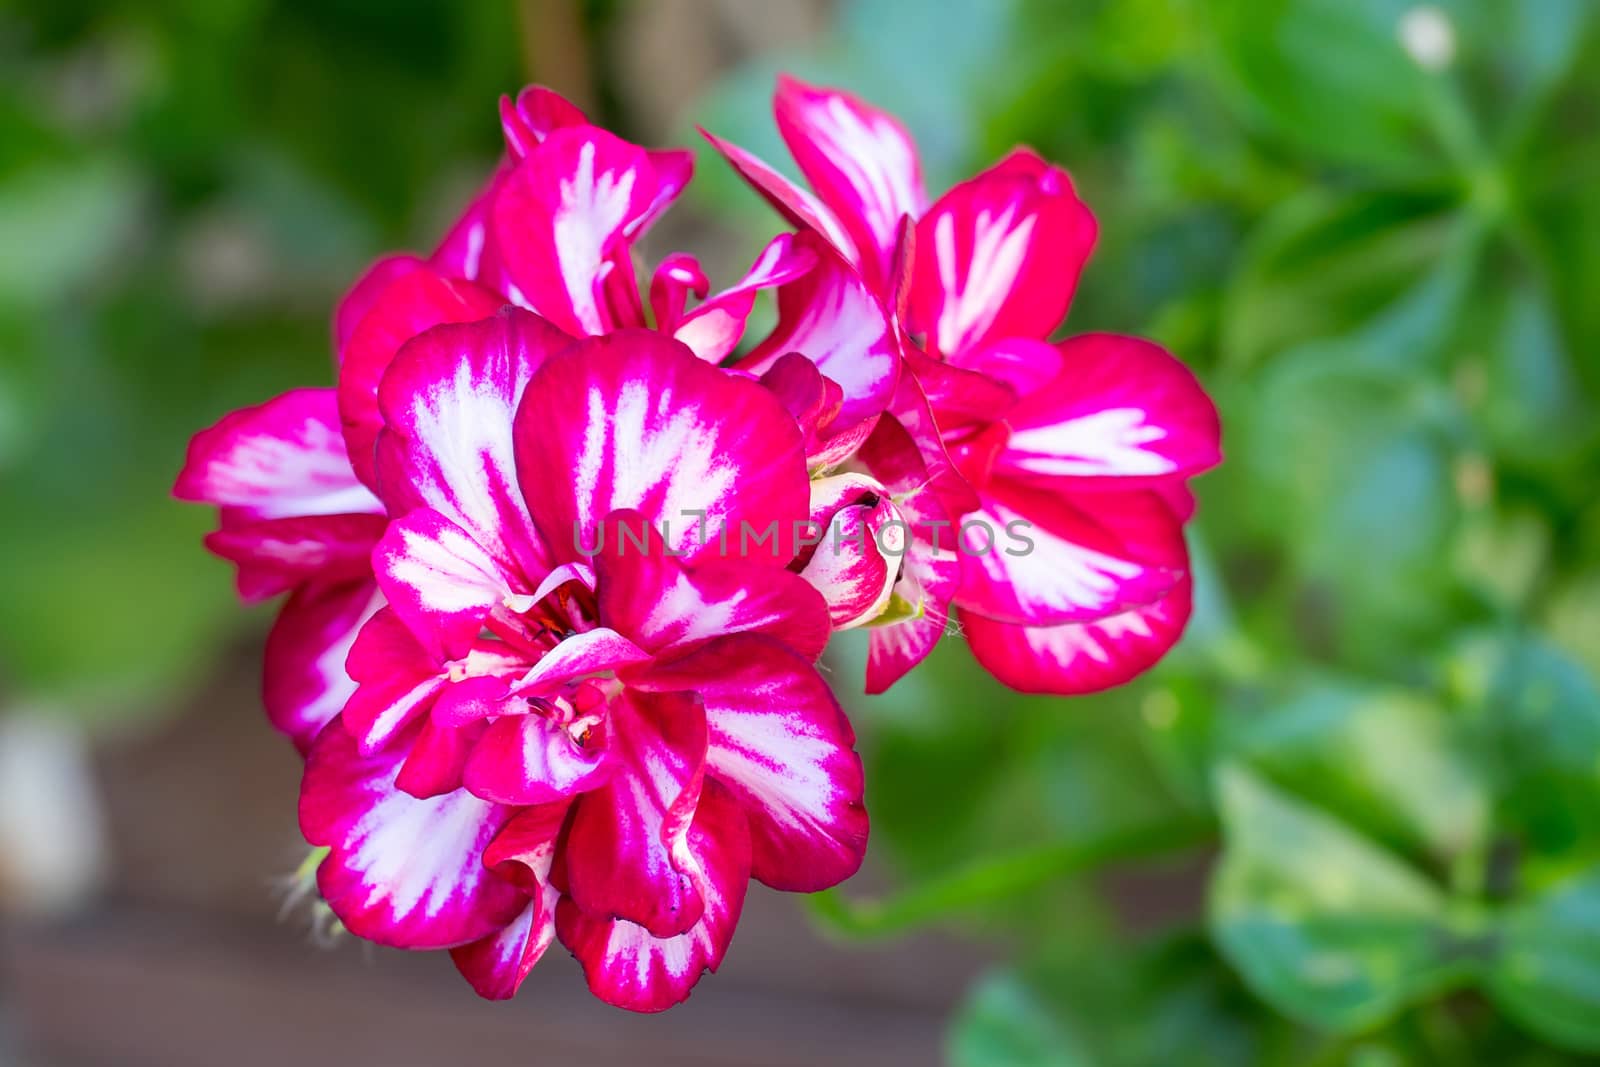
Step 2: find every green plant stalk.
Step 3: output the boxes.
[807,815,1217,939]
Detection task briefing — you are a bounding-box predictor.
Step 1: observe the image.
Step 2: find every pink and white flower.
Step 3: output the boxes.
[707,77,1222,695]
[300,312,865,1010]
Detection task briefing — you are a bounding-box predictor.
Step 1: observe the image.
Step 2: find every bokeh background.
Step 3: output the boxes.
[2,1,1598,1063]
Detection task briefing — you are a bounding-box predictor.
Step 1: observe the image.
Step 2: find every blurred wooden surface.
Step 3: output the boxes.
[0,644,987,1066]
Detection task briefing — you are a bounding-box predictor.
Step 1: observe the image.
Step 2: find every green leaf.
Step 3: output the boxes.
[1207,0,1440,174]
[1490,870,1600,1052]
[1229,681,1490,863]
[1221,193,1461,371]
[1209,765,1473,1032]
[1446,631,1600,873]
[949,970,1095,1067]
[1475,275,1597,469]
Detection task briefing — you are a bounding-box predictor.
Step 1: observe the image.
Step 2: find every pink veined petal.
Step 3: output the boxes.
[594,510,831,660]
[450,798,569,999]
[857,414,962,693]
[484,800,572,895]
[739,233,900,426]
[563,688,709,938]
[205,511,385,602]
[648,253,708,332]
[372,509,517,662]
[340,608,450,753]
[947,336,1065,397]
[671,233,815,364]
[637,148,694,239]
[464,708,613,806]
[333,254,427,360]
[866,590,952,695]
[450,886,561,1001]
[299,720,524,951]
[173,388,381,521]
[558,778,751,1013]
[961,574,1193,695]
[800,502,899,631]
[883,365,981,521]
[505,630,649,697]
[492,127,659,336]
[338,267,505,490]
[697,126,860,263]
[395,714,484,799]
[955,481,1188,626]
[757,352,874,470]
[263,579,384,754]
[908,153,1097,359]
[991,334,1222,487]
[773,75,927,291]
[1157,481,1198,522]
[514,330,810,566]
[902,346,1018,436]
[499,85,589,159]
[632,635,867,892]
[375,308,573,586]
[510,626,653,695]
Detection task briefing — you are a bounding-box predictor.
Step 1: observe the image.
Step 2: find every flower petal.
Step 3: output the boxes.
[174,388,380,520]
[299,721,523,950]
[563,688,709,938]
[798,475,901,630]
[341,607,449,753]
[449,887,560,1001]
[263,580,383,754]
[697,126,859,262]
[375,308,572,587]
[961,575,1193,695]
[772,76,926,289]
[671,234,814,364]
[633,635,867,892]
[856,414,963,692]
[992,334,1222,486]
[557,779,750,1013]
[955,481,1187,626]
[464,710,613,806]
[739,234,900,427]
[492,128,661,336]
[205,511,385,601]
[334,253,426,359]
[338,268,505,490]
[515,330,810,566]
[452,800,570,997]
[372,509,515,662]
[908,151,1097,358]
[594,510,831,659]
[648,253,708,331]
[499,85,588,158]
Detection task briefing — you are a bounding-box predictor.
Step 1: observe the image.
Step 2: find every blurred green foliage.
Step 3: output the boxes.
[0,0,522,717]
[700,0,1600,1062]
[3,0,1599,1061]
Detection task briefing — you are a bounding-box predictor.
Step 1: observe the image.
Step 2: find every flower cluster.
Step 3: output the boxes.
[174,79,1220,1011]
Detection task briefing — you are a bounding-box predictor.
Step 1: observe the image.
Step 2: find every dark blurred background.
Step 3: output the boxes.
[1,1,1598,1064]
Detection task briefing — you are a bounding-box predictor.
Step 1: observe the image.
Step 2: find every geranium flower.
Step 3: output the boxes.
[300,310,866,1010]
[706,77,1222,694]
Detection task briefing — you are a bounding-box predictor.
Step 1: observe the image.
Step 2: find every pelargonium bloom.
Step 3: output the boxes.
[305,311,867,1010]
[707,77,1222,694]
